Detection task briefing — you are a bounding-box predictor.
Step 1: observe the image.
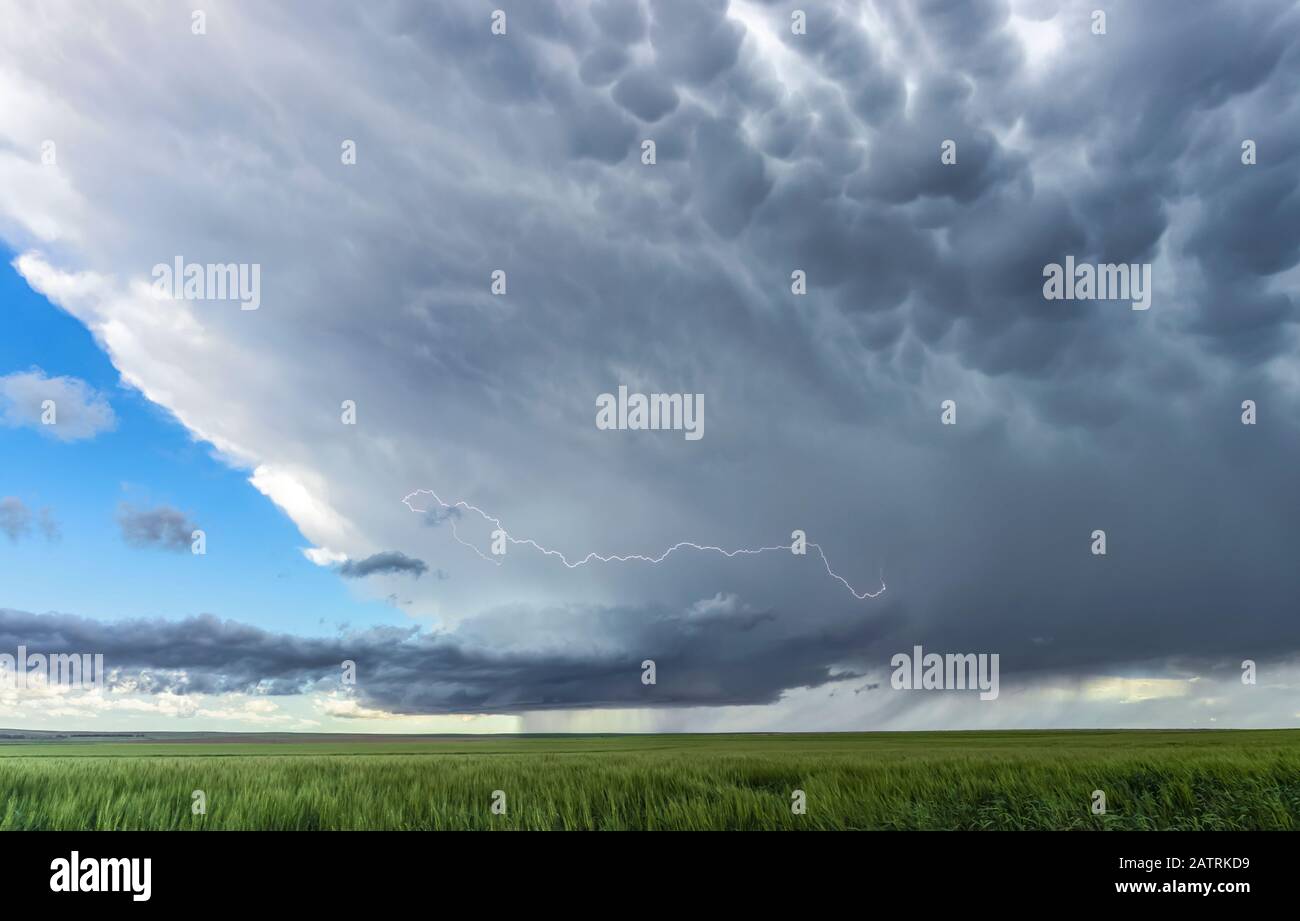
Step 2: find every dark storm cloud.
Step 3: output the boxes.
[116,503,196,552]
[781,6,904,125]
[691,118,773,236]
[649,0,743,86]
[591,0,647,43]
[566,96,638,162]
[0,604,901,713]
[612,67,680,122]
[337,550,430,579]
[5,0,1300,725]
[579,44,630,86]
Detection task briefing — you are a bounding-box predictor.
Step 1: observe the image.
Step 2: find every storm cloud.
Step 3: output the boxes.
[1,1,1298,725]
[0,604,895,713]
[337,551,430,579]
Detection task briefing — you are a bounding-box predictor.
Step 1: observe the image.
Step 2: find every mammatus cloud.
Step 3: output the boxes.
[0,2,1298,728]
[116,503,198,552]
[0,369,115,441]
[336,550,430,579]
[0,497,59,542]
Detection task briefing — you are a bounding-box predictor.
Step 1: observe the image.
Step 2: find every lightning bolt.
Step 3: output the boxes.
[401,488,886,601]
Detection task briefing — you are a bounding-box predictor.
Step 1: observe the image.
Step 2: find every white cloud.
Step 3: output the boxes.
[0,367,115,441]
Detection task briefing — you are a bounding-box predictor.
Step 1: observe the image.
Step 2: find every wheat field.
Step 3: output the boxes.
[0,730,1295,830]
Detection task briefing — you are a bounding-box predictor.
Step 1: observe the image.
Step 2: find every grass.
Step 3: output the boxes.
[0,730,1296,830]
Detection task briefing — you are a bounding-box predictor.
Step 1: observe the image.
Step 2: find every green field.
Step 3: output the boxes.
[0,730,1297,830]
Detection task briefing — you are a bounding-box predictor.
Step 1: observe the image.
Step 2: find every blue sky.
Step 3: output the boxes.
[0,251,391,636]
